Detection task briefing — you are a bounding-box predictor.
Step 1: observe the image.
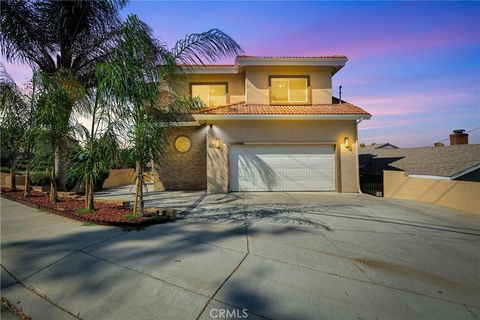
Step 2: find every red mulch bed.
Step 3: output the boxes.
[1,188,171,227]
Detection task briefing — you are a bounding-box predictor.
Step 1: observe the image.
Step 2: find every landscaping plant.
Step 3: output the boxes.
[98,15,241,215]
[68,88,120,210]
[1,0,127,190]
[0,65,27,191]
[35,71,82,202]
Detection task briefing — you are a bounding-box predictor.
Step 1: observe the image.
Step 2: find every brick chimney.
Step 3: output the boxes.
[449,129,468,145]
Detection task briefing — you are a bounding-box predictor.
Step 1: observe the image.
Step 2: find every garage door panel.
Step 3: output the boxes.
[283,180,309,190]
[230,145,335,192]
[284,155,308,165]
[310,168,334,178]
[284,168,308,178]
[310,180,335,190]
[309,156,334,165]
[256,155,282,165]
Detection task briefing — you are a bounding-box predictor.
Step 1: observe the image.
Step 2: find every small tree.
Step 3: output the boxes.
[22,71,39,196]
[69,88,120,210]
[0,65,27,191]
[35,71,81,202]
[98,15,242,215]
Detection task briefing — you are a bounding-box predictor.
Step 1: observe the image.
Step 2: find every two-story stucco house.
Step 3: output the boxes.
[151,55,371,193]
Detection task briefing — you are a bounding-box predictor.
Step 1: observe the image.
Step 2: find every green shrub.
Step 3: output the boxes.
[0,167,11,173]
[66,168,110,192]
[93,169,110,190]
[75,208,93,215]
[123,214,139,221]
[30,171,50,186]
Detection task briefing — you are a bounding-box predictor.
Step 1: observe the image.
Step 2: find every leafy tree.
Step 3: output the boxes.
[99,15,242,215]
[0,65,26,191]
[22,71,40,196]
[1,0,127,190]
[69,88,120,210]
[35,71,81,202]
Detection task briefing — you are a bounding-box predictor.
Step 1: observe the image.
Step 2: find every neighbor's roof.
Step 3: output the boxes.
[360,144,480,178]
[358,143,399,154]
[194,102,370,116]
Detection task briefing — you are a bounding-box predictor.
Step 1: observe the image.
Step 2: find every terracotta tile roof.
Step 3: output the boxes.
[236,55,348,59]
[194,102,370,116]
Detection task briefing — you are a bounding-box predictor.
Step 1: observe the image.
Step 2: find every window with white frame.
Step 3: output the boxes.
[191,83,227,107]
[270,77,308,103]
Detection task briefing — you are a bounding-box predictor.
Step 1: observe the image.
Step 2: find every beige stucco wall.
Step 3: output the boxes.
[245,66,333,105]
[103,169,136,189]
[206,120,358,193]
[173,73,245,105]
[384,170,480,215]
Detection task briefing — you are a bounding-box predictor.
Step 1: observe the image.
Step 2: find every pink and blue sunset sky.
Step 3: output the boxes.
[2,1,479,147]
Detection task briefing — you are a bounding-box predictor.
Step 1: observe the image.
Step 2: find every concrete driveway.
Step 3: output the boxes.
[1,187,479,319]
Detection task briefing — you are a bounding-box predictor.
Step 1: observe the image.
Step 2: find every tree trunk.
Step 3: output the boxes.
[24,166,31,197]
[87,175,94,211]
[138,169,144,216]
[55,145,67,191]
[50,163,58,203]
[85,175,89,208]
[9,165,17,192]
[133,160,144,216]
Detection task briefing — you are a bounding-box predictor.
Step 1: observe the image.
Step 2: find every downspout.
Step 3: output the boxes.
[356,118,363,194]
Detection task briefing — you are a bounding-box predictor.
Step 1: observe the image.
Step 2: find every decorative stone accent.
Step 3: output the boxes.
[151,125,207,191]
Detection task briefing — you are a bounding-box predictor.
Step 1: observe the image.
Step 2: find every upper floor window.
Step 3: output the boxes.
[270,77,308,103]
[191,83,227,107]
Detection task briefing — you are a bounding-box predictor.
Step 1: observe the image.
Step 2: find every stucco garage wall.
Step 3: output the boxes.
[245,66,332,104]
[152,126,207,191]
[384,170,480,215]
[206,120,358,193]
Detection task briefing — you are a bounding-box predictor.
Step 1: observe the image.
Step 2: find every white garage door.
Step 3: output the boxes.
[229,145,335,191]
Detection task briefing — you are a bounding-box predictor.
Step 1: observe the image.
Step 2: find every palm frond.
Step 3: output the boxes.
[172,29,243,65]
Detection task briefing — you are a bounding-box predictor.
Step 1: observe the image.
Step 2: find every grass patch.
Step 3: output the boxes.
[124,214,139,221]
[81,222,98,226]
[75,207,94,215]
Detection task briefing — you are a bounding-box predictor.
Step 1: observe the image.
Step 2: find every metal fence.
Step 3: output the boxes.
[359,169,384,197]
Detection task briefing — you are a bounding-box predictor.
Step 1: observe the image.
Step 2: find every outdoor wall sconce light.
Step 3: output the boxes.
[210,137,223,149]
[344,137,350,149]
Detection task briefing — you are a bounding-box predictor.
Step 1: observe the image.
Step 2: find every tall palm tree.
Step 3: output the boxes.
[0,65,27,191]
[99,15,242,215]
[1,0,127,190]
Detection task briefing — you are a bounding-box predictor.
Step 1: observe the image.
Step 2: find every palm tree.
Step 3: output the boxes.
[0,0,127,190]
[99,15,242,215]
[69,88,120,210]
[0,65,27,191]
[35,71,81,202]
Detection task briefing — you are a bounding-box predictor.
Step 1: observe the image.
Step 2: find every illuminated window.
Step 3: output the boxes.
[191,84,227,107]
[271,77,308,103]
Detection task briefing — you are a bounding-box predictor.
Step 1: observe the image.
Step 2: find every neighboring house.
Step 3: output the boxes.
[359,133,480,182]
[358,131,480,213]
[152,55,371,193]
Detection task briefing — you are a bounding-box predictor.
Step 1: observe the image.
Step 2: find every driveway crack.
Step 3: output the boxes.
[1,264,82,319]
[195,192,250,320]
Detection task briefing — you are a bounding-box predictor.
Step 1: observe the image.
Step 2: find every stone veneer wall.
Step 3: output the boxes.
[151,125,207,191]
